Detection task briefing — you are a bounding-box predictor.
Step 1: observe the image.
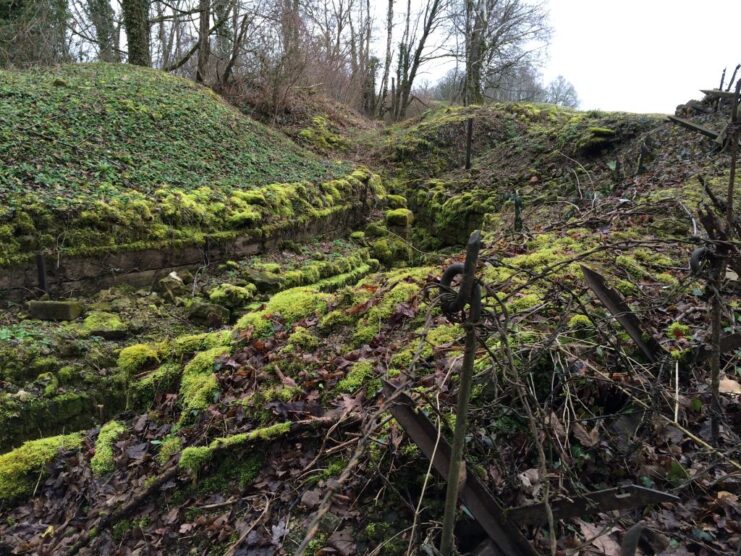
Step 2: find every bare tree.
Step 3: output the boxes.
[392,0,448,120]
[546,74,578,107]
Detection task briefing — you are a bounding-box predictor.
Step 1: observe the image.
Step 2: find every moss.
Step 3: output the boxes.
[667,322,691,340]
[370,237,413,267]
[391,323,464,368]
[656,272,679,286]
[365,221,388,238]
[179,422,291,474]
[386,194,407,209]
[234,286,331,339]
[506,293,542,313]
[157,435,183,465]
[0,432,83,501]
[615,279,639,296]
[118,343,161,376]
[208,283,256,309]
[91,420,126,475]
[336,361,378,393]
[80,311,127,338]
[616,255,648,278]
[353,280,421,345]
[130,362,182,407]
[180,346,231,414]
[350,231,365,241]
[170,330,232,359]
[287,327,319,351]
[385,208,414,227]
[568,314,592,329]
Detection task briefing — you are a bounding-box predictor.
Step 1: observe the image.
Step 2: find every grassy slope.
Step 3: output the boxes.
[0,63,341,202]
[0,64,371,266]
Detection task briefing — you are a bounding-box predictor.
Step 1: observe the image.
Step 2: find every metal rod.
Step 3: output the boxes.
[440,230,481,555]
[36,252,47,294]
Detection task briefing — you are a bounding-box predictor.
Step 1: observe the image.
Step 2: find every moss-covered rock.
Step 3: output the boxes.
[118,343,161,376]
[80,311,128,340]
[385,208,414,227]
[187,302,231,326]
[208,283,256,309]
[0,432,82,501]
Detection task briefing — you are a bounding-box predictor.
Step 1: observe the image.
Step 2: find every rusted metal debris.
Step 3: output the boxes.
[384,382,538,556]
[580,266,666,363]
[384,383,679,555]
[507,485,678,526]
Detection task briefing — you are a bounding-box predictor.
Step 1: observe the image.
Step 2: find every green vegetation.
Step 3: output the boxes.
[90,420,126,475]
[0,64,390,267]
[179,422,291,474]
[0,433,82,501]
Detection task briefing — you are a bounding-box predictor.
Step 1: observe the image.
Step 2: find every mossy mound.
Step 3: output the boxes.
[0,433,82,501]
[0,64,389,266]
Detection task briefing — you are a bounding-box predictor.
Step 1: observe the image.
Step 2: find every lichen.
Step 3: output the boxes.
[0,432,82,501]
[90,420,126,475]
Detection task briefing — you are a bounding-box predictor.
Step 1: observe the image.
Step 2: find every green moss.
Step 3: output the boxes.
[350,231,365,241]
[130,362,182,407]
[365,221,388,238]
[353,280,421,345]
[157,435,183,465]
[386,194,407,209]
[336,361,378,393]
[118,343,161,376]
[506,293,542,313]
[170,330,232,359]
[568,314,592,329]
[179,422,291,474]
[180,346,231,414]
[287,327,319,351]
[0,432,82,501]
[208,283,256,308]
[385,208,414,227]
[234,287,331,339]
[91,420,126,475]
[80,311,127,337]
[656,272,679,286]
[616,255,648,278]
[667,322,690,340]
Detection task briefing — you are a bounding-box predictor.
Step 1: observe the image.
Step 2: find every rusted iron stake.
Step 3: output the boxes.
[36,252,47,294]
[440,230,482,555]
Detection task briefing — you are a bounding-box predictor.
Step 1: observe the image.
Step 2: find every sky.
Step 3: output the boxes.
[541,0,741,113]
[397,0,741,114]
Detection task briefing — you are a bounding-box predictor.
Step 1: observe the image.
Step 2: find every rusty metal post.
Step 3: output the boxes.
[36,252,47,294]
[440,230,482,555]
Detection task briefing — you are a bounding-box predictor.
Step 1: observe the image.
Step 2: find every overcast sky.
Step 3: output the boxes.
[541,0,741,113]
[403,0,741,114]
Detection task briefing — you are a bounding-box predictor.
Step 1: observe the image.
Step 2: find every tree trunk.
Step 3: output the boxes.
[121,0,150,66]
[196,0,211,83]
[88,0,116,62]
[377,0,394,118]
